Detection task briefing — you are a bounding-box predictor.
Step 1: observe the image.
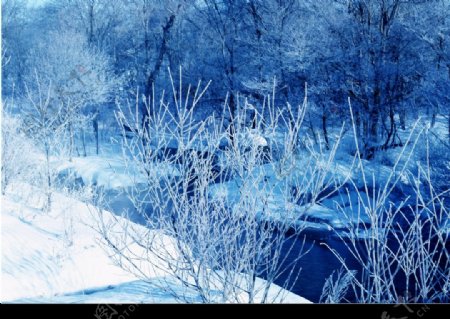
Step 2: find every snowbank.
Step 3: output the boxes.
[208,175,372,239]
[1,183,310,303]
[1,184,149,302]
[55,155,179,190]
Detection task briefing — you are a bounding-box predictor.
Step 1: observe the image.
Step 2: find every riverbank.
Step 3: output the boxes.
[1,182,311,303]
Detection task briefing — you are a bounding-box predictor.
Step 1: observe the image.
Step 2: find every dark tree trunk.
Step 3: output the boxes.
[144,14,176,101]
[399,108,406,130]
[431,111,436,128]
[383,104,396,148]
[93,111,99,155]
[370,87,381,144]
[228,94,236,147]
[88,1,94,45]
[249,1,263,81]
[81,128,87,157]
[225,38,237,146]
[322,110,330,150]
[308,112,318,146]
[141,13,177,128]
[355,109,361,141]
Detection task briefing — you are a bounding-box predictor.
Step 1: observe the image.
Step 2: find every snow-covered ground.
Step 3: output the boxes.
[2,183,151,302]
[56,155,180,190]
[52,114,448,243]
[1,183,310,303]
[53,150,378,241]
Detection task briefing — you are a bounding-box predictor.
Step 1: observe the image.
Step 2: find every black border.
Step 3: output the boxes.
[1,303,448,319]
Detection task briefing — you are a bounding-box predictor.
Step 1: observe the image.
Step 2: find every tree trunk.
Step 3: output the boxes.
[355,109,361,141]
[225,38,237,146]
[228,94,236,147]
[370,87,381,144]
[143,4,150,70]
[249,1,263,82]
[322,109,330,150]
[399,108,406,130]
[144,13,177,118]
[88,1,95,45]
[383,104,395,148]
[431,111,436,128]
[93,113,99,155]
[142,14,177,127]
[308,112,318,146]
[81,128,87,157]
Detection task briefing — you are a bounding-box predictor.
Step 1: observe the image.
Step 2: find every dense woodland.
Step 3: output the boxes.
[3,0,450,157]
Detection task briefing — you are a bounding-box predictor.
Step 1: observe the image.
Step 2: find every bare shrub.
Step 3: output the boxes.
[93,71,345,303]
[321,102,450,303]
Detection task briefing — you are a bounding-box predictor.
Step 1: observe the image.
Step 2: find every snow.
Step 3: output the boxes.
[246,129,268,147]
[2,184,143,302]
[55,155,179,190]
[208,167,372,238]
[57,156,137,189]
[1,183,310,303]
[12,280,199,303]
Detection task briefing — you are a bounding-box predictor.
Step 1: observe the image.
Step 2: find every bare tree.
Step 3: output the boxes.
[21,72,69,211]
[1,102,41,195]
[29,30,119,157]
[91,71,346,303]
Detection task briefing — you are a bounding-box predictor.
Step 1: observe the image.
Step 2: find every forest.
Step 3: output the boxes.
[1,0,450,305]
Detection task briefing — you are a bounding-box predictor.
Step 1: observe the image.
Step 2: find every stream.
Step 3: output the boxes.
[70,165,447,304]
[99,187,364,303]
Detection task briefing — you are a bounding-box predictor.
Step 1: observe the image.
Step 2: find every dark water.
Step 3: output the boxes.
[100,187,360,302]
[272,234,360,302]
[97,187,449,303]
[280,214,450,303]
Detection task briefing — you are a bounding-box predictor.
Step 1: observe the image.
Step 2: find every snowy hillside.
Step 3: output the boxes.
[1,183,310,303]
